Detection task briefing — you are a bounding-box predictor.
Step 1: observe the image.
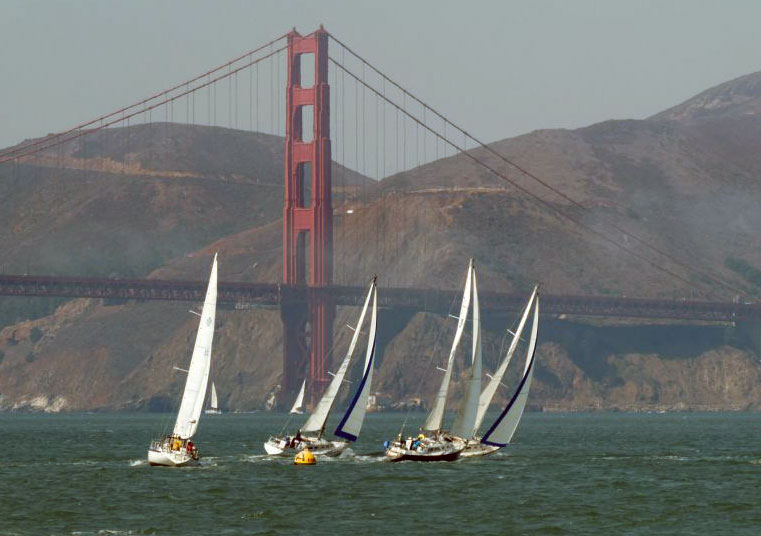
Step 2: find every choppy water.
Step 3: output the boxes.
[1,412,760,534]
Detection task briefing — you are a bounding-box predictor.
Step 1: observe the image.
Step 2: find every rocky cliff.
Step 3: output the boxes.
[2,71,761,412]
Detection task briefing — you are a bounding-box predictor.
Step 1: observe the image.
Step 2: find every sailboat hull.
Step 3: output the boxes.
[385,438,464,462]
[263,435,348,457]
[204,409,222,415]
[147,448,199,467]
[459,440,500,458]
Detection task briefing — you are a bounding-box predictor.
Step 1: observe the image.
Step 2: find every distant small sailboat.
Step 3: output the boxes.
[460,286,539,457]
[205,382,222,415]
[148,254,217,467]
[289,380,306,415]
[264,277,378,458]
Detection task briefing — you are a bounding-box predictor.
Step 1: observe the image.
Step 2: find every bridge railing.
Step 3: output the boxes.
[2,274,760,322]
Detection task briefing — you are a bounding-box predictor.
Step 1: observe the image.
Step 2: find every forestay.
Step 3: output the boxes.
[481,296,540,447]
[424,260,473,432]
[302,279,374,435]
[473,286,538,432]
[335,282,378,441]
[451,265,482,438]
[173,254,217,439]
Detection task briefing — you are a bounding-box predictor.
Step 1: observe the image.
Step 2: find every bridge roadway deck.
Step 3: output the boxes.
[1,274,759,322]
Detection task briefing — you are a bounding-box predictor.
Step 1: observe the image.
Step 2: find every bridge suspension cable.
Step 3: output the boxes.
[0,33,288,162]
[327,52,737,300]
[326,32,747,300]
[0,44,287,166]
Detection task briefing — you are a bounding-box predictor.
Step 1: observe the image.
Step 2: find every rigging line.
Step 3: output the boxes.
[328,57,722,300]
[327,33,744,299]
[0,33,288,160]
[1,46,287,166]
[398,273,464,436]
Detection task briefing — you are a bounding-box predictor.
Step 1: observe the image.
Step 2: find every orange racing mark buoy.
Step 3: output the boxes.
[294,447,316,465]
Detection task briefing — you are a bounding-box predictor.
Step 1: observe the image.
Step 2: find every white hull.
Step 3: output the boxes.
[147,447,199,467]
[263,435,348,457]
[147,437,200,467]
[385,436,465,462]
[459,439,500,458]
[204,409,222,415]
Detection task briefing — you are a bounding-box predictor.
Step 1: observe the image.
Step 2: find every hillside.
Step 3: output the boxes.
[2,70,761,413]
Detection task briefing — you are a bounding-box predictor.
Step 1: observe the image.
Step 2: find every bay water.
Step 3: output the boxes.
[1,412,760,534]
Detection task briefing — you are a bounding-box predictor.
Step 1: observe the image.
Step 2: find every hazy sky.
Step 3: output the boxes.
[1,0,760,149]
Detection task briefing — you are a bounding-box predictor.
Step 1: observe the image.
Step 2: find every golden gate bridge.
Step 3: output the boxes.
[0,27,757,402]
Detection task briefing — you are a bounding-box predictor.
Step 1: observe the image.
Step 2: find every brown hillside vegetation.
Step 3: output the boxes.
[2,72,761,412]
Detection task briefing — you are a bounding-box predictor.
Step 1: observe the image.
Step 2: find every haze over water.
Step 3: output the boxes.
[1,412,760,534]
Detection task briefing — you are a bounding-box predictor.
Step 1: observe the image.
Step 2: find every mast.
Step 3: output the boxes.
[473,286,538,433]
[451,263,482,438]
[334,280,378,441]
[423,259,473,432]
[173,253,217,439]
[481,294,540,447]
[301,277,375,435]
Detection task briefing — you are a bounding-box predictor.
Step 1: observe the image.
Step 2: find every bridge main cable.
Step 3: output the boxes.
[0,33,288,163]
[0,44,287,166]
[326,31,747,300]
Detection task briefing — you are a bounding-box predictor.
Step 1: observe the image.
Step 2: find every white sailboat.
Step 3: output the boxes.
[385,259,477,462]
[460,287,540,457]
[264,277,378,457]
[289,380,306,415]
[205,382,221,415]
[148,254,218,467]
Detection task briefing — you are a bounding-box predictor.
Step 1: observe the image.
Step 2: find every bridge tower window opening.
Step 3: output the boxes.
[296,162,313,208]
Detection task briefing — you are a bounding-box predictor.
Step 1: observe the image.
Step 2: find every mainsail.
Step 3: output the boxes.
[290,379,306,414]
[423,260,473,432]
[301,278,375,435]
[481,295,540,447]
[450,264,482,438]
[173,254,217,439]
[473,286,538,432]
[209,382,219,411]
[335,282,378,441]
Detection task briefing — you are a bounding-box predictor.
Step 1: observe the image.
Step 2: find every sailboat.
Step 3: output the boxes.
[263,277,378,458]
[460,287,539,457]
[289,380,306,415]
[147,254,218,467]
[205,382,222,415]
[385,259,477,462]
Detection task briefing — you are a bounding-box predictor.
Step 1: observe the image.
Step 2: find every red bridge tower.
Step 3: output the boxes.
[281,27,334,403]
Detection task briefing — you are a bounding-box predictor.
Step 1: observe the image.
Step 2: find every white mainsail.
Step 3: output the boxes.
[335,282,378,441]
[473,286,538,432]
[301,279,374,435]
[209,382,219,411]
[173,254,217,439]
[451,264,482,438]
[424,260,474,432]
[481,295,539,447]
[290,380,306,414]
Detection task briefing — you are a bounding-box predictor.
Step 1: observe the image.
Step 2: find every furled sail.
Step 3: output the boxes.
[451,264,482,438]
[424,260,473,432]
[290,380,306,414]
[335,281,378,441]
[473,286,538,432]
[302,278,374,435]
[210,382,219,411]
[173,254,217,439]
[481,295,539,447]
